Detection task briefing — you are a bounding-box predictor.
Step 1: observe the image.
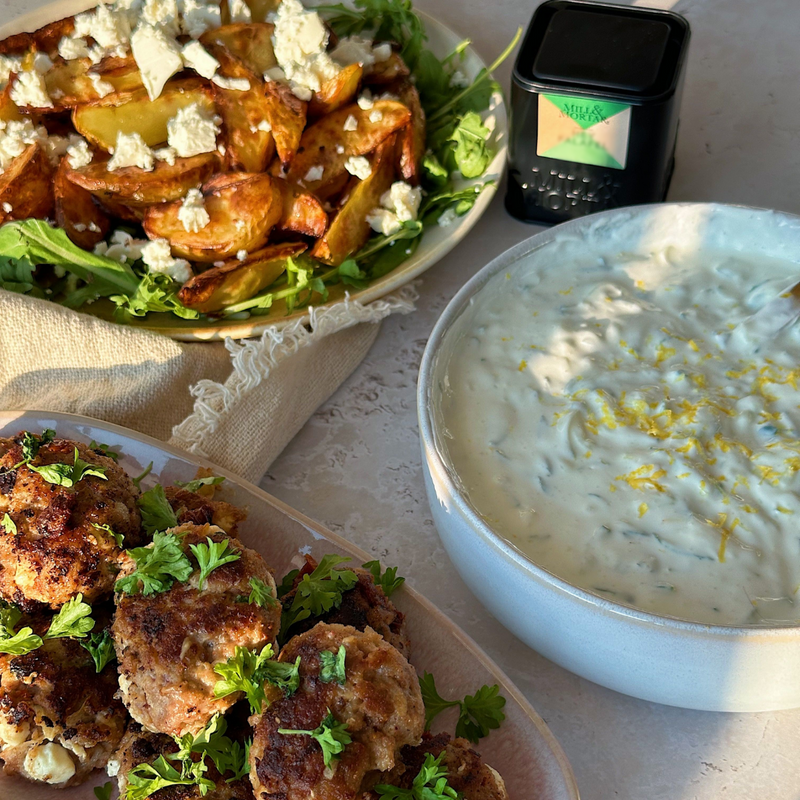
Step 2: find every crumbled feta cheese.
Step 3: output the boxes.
[366,208,401,237]
[58,36,90,61]
[154,146,177,165]
[113,0,145,28]
[180,0,222,39]
[217,143,226,155]
[178,187,210,232]
[66,137,93,169]
[73,4,131,55]
[372,42,392,62]
[141,0,180,35]
[263,66,285,82]
[367,181,422,236]
[32,52,54,74]
[88,221,101,233]
[236,249,248,261]
[95,229,146,263]
[438,207,458,227]
[304,165,324,182]
[74,222,87,231]
[181,41,218,79]
[0,118,49,171]
[108,131,154,171]
[330,36,375,68]
[24,743,75,785]
[142,238,192,282]
[450,69,469,89]
[335,144,345,154]
[167,102,220,157]
[272,0,340,100]
[344,155,371,180]
[88,72,114,98]
[368,109,382,123]
[131,24,184,100]
[357,91,374,110]
[2,202,12,213]
[0,56,22,89]
[250,119,272,133]
[343,114,358,132]
[228,0,252,23]
[11,71,53,109]
[211,75,251,91]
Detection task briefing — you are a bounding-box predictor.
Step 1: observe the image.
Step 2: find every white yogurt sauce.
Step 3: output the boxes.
[440,244,800,625]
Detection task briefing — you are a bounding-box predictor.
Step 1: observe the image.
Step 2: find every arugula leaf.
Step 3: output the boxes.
[278,711,352,767]
[214,644,301,715]
[362,560,405,597]
[1,513,16,535]
[115,532,193,596]
[111,272,199,321]
[449,111,491,178]
[45,593,94,640]
[81,628,116,672]
[375,752,457,800]
[189,538,241,590]
[280,555,358,642]
[94,780,114,800]
[125,754,213,800]
[132,462,153,489]
[89,440,120,462]
[248,576,278,608]
[175,475,225,493]
[29,447,108,488]
[418,672,506,743]
[0,602,42,656]
[137,484,178,535]
[0,253,41,297]
[93,522,124,548]
[337,258,369,290]
[319,645,346,685]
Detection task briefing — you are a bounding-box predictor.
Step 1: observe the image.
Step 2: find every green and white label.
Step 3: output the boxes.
[537,93,631,170]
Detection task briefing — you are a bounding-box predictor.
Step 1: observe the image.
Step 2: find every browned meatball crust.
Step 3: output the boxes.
[113,722,253,800]
[0,435,143,610]
[166,486,247,538]
[282,558,410,657]
[250,623,424,800]
[113,523,281,737]
[0,608,127,787]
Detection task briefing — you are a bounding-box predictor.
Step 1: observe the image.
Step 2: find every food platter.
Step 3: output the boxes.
[0,2,507,342]
[0,409,579,800]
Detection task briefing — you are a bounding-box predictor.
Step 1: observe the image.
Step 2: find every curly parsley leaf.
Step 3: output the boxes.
[115,532,193,596]
[93,522,124,548]
[29,447,108,488]
[362,560,405,597]
[15,428,55,466]
[0,602,42,656]
[94,780,114,800]
[278,710,352,768]
[45,593,94,640]
[137,484,178,536]
[81,629,116,673]
[190,538,241,590]
[248,576,278,608]
[419,672,506,743]
[174,475,225,493]
[319,645,347,685]
[375,752,457,799]
[125,754,212,800]
[169,713,248,782]
[1,513,16,535]
[90,440,120,462]
[214,644,300,715]
[132,462,153,489]
[276,568,299,599]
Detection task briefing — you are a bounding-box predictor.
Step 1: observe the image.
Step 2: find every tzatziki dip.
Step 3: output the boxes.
[439,235,800,625]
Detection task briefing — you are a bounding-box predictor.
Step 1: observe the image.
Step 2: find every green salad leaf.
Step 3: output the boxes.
[375,752,458,799]
[278,711,352,767]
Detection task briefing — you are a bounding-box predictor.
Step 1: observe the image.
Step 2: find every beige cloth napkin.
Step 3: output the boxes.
[0,285,417,481]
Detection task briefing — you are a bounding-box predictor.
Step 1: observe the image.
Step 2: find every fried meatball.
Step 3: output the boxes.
[250,623,424,800]
[113,523,281,737]
[0,608,127,787]
[366,732,509,800]
[113,722,253,800]
[166,486,247,537]
[282,557,410,656]
[0,434,143,610]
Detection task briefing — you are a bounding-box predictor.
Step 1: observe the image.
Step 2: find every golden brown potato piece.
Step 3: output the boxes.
[264,80,307,166]
[284,101,410,192]
[144,172,283,262]
[214,80,275,172]
[0,16,74,56]
[365,52,411,85]
[54,157,110,249]
[200,23,277,76]
[73,78,215,151]
[178,241,307,312]
[311,136,396,266]
[0,143,53,223]
[40,57,136,110]
[94,193,144,223]
[309,64,363,118]
[93,54,144,94]
[67,152,218,207]
[395,81,426,185]
[0,83,23,123]
[277,181,328,237]
[242,0,281,23]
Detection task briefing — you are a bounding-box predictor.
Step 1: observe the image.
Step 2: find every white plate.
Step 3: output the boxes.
[0,3,507,342]
[0,410,578,800]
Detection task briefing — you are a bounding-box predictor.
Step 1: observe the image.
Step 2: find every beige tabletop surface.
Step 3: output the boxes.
[6,0,800,797]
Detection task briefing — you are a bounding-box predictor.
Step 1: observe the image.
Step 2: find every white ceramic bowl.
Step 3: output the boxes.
[418,203,800,712]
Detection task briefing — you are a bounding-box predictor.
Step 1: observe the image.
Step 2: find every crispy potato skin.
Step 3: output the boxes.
[0,144,54,223]
[113,523,281,737]
[277,181,328,237]
[0,609,127,788]
[395,81,426,185]
[0,436,142,610]
[200,23,277,76]
[0,16,75,56]
[309,64,363,119]
[250,623,424,800]
[364,52,411,85]
[214,80,275,173]
[54,156,110,249]
[264,81,307,166]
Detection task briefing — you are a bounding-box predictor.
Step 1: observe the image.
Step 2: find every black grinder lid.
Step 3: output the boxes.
[514,0,690,102]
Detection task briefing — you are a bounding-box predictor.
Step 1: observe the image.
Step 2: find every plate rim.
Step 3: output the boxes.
[0,407,580,800]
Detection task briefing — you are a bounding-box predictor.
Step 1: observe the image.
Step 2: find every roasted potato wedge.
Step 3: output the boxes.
[178,241,306,312]
[40,57,138,110]
[264,80,307,165]
[311,137,396,266]
[242,0,282,23]
[283,100,411,191]
[94,192,144,223]
[0,143,54,222]
[276,181,328,237]
[94,55,144,94]
[395,81,426,184]
[365,52,411,85]
[200,23,277,76]
[309,64,363,118]
[143,172,283,262]
[67,152,218,207]
[54,157,110,249]
[73,79,215,151]
[0,16,74,56]
[0,84,23,123]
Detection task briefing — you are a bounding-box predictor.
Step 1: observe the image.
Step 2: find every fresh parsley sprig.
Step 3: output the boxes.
[247,576,278,608]
[45,594,95,640]
[362,560,405,597]
[125,754,213,800]
[13,428,55,467]
[213,644,301,715]
[0,603,42,656]
[115,532,193,596]
[81,628,116,673]
[375,752,458,800]
[189,538,241,590]
[419,672,506,743]
[175,475,226,493]
[319,645,347,685]
[1,513,16,535]
[137,484,178,536]
[93,522,124,548]
[169,714,249,783]
[278,711,352,768]
[90,440,119,462]
[27,447,108,488]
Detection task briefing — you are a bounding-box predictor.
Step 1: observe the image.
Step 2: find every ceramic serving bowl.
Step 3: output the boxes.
[418,202,800,712]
